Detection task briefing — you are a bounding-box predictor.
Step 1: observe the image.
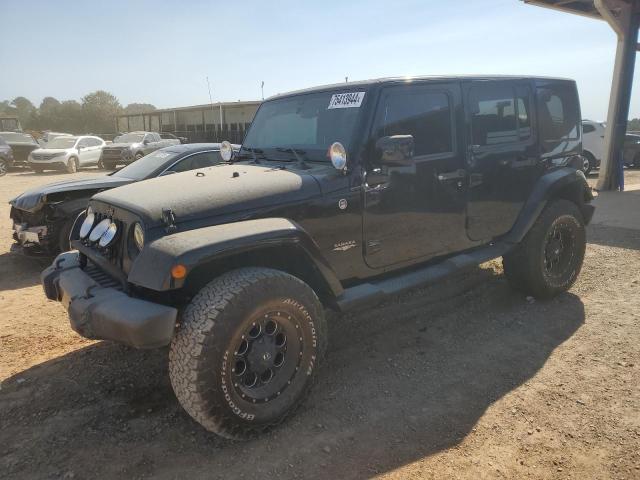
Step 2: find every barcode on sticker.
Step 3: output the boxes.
[328,92,365,109]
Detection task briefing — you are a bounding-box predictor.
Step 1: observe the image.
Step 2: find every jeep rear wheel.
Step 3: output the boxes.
[169,267,327,439]
[503,199,585,299]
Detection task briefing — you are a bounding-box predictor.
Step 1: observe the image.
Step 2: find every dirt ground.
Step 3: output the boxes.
[1,167,639,480]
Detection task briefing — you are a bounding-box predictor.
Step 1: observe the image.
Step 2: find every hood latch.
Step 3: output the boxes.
[162,208,178,233]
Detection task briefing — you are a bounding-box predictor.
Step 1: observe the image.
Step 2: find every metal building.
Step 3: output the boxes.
[115,101,261,144]
[524,0,639,191]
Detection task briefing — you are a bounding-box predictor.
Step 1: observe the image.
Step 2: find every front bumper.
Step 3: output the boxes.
[28,158,68,169]
[41,251,178,349]
[13,223,46,247]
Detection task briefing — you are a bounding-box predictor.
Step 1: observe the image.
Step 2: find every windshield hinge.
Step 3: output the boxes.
[162,208,178,233]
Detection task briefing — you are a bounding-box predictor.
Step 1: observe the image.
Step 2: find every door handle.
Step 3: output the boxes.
[437,169,466,181]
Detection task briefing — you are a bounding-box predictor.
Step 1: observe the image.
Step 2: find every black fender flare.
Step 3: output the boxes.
[505,167,594,245]
[127,218,343,297]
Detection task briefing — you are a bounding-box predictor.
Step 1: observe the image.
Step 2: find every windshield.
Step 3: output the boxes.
[115,133,145,143]
[0,132,36,144]
[46,137,77,149]
[242,90,365,161]
[112,149,180,180]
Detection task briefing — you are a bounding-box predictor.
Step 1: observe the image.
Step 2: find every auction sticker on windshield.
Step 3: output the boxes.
[328,92,365,109]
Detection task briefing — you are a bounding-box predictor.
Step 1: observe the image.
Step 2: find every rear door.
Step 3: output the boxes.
[363,81,471,269]
[463,80,540,241]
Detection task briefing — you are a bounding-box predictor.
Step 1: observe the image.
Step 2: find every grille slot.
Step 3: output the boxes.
[85,262,123,290]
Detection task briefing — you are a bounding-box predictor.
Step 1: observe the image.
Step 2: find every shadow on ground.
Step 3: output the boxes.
[0,251,51,291]
[0,266,584,479]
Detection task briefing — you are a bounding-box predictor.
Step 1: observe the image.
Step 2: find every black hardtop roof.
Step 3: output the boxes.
[268,75,576,100]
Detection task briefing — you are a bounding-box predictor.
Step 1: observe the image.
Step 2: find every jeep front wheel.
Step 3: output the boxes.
[503,199,586,299]
[169,267,327,439]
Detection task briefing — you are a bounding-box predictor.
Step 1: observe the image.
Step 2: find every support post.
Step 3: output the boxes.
[596,0,639,191]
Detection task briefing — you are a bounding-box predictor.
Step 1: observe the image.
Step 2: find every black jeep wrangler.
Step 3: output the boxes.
[42,76,594,439]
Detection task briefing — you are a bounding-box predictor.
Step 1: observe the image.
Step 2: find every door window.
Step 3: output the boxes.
[536,83,580,145]
[373,87,453,158]
[469,84,519,146]
[170,151,219,173]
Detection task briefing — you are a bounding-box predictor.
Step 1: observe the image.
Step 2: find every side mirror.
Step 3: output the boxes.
[375,135,414,166]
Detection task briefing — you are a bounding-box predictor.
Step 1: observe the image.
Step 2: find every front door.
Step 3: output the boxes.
[363,82,471,269]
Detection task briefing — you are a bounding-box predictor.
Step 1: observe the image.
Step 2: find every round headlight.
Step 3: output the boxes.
[98,222,118,247]
[79,210,95,239]
[220,141,233,161]
[89,218,111,242]
[329,142,347,171]
[133,223,145,250]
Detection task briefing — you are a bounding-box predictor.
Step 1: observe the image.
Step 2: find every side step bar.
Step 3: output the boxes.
[335,242,511,313]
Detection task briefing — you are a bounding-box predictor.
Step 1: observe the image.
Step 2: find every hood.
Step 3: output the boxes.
[10,175,134,213]
[106,142,136,148]
[32,147,76,155]
[92,163,323,227]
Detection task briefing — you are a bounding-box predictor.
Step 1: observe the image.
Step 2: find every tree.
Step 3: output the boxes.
[58,100,83,133]
[628,118,640,132]
[81,90,122,133]
[36,96,61,131]
[124,103,156,114]
[10,96,36,129]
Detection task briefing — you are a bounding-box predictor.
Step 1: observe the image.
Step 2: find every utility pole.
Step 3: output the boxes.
[261,81,265,100]
[206,76,215,136]
[345,76,348,83]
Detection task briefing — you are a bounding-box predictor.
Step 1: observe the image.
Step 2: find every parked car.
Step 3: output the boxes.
[623,133,640,168]
[160,132,188,144]
[38,131,73,147]
[42,75,594,439]
[0,131,39,166]
[581,119,605,174]
[10,143,235,255]
[27,135,106,173]
[99,131,180,169]
[0,136,14,176]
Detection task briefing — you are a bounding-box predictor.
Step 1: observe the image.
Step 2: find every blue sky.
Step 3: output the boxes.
[0,0,637,119]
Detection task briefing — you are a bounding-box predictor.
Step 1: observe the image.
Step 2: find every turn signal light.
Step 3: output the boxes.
[171,264,187,280]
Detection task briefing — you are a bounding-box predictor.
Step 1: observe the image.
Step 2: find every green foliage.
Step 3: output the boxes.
[81,90,122,134]
[124,103,157,114]
[628,118,640,132]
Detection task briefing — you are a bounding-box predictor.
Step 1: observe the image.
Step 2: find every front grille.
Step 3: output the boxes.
[10,145,37,162]
[101,148,124,159]
[85,262,123,290]
[32,153,58,161]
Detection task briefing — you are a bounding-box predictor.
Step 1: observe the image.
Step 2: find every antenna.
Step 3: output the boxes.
[261,81,265,100]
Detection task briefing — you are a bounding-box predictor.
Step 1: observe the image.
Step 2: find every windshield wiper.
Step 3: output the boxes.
[275,147,310,170]
[234,147,265,164]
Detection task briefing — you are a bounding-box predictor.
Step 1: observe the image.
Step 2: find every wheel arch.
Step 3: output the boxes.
[506,167,595,244]
[127,218,344,305]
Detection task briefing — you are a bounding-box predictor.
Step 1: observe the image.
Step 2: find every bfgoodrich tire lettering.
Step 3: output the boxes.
[503,199,586,299]
[169,267,327,439]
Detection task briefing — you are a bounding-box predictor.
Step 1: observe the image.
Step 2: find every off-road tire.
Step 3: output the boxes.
[66,157,78,174]
[503,199,585,299]
[169,267,327,439]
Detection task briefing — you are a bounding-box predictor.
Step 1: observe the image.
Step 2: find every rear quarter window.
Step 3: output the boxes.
[536,83,580,146]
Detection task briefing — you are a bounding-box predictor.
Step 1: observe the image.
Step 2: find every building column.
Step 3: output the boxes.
[596,0,639,191]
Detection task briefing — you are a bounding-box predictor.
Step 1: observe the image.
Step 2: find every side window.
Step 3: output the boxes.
[169,152,219,173]
[582,123,595,134]
[373,87,453,158]
[536,83,579,145]
[77,138,90,148]
[469,83,518,146]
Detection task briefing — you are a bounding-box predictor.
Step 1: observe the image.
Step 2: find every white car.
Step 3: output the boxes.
[581,120,605,175]
[28,135,106,173]
[38,131,72,147]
